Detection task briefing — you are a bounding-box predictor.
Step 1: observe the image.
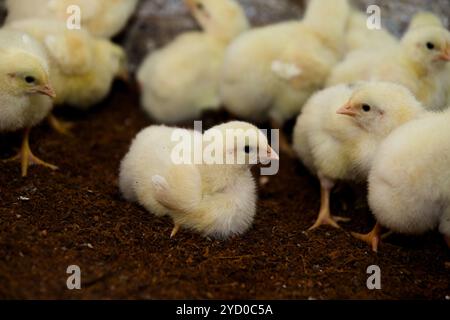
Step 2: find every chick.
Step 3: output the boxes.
[220,0,350,127]
[345,9,397,52]
[7,19,127,111]
[5,0,138,39]
[293,82,424,230]
[137,0,249,124]
[0,29,57,177]
[367,109,450,250]
[328,15,450,110]
[119,121,279,238]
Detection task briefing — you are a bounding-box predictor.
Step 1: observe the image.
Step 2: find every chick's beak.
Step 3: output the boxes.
[36,84,56,99]
[438,47,450,61]
[336,103,357,117]
[266,146,279,161]
[183,0,195,11]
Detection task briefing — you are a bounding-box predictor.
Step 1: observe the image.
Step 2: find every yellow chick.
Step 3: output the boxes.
[119,121,278,238]
[328,13,450,110]
[7,19,127,111]
[137,0,249,124]
[345,9,397,52]
[293,82,425,230]
[5,0,138,39]
[0,29,57,177]
[366,109,450,251]
[221,0,350,128]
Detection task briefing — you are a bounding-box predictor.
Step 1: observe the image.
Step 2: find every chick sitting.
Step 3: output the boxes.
[137,0,249,124]
[119,121,279,238]
[367,108,450,251]
[0,29,57,177]
[5,0,138,39]
[7,19,127,113]
[293,82,425,231]
[328,12,450,110]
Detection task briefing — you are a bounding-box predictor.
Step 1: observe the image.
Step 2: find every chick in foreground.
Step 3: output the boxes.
[328,14,450,110]
[367,109,450,251]
[221,0,350,130]
[6,0,138,39]
[293,82,424,230]
[137,0,249,124]
[8,19,127,112]
[119,121,279,238]
[0,29,57,177]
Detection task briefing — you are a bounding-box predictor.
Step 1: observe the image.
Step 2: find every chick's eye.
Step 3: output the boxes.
[362,104,371,112]
[25,76,36,84]
[244,145,251,154]
[196,2,204,10]
[426,42,435,50]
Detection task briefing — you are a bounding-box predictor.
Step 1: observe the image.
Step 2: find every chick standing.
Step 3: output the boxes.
[119,121,279,238]
[6,0,138,39]
[293,82,425,230]
[0,29,57,177]
[328,14,450,110]
[137,0,249,124]
[221,0,350,127]
[367,109,450,250]
[7,19,127,111]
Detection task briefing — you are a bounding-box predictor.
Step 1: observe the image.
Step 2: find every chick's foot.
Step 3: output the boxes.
[352,223,382,252]
[3,128,58,177]
[170,224,181,238]
[48,114,74,136]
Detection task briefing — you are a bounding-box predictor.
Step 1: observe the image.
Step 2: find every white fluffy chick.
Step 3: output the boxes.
[328,15,450,110]
[367,109,450,250]
[345,9,397,52]
[0,29,57,177]
[137,0,249,124]
[119,121,279,238]
[221,0,350,127]
[6,0,138,39]
[293,82,425,230]
[7,19,127,111]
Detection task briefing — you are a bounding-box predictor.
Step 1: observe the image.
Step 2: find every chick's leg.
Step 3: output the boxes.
[352,223,382,252]
[48,114,74,136]
[308,175,350,230]
[3,128,58,177]
[170,224,181,238]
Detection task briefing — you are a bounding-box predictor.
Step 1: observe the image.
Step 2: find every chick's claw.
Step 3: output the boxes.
[170,224,181,238]
[351,223,382,253]
[48,114,74,136]
[308,213,350,230]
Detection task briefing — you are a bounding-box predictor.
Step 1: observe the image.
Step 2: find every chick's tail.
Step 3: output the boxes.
[303,0,350,52]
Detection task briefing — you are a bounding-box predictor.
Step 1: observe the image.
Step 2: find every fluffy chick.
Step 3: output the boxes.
[221,0,350,127]
[8,19,127,110]
[5,0,138,39]
[345,9,397,52]
[328,15,450,110]
[0,29,57,176]
[368,109,450,250]
[119,121,279,238]
[137,0,249,124]
[293,82,425,230]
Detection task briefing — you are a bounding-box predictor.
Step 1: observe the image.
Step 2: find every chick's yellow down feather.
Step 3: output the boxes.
[221,0,350,126]
[0,29,57,176]
[328,13,450,110]
[6,0,138,39]
[137,0,249,124]
[8,19,127,110]
[293,82,425,230]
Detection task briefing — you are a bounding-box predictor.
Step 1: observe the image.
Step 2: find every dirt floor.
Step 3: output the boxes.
[0,0,450,300]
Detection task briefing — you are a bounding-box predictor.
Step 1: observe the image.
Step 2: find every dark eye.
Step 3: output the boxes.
[196,2,204,10]
[25,76,36,84]
[362,104,371,112]
[244,145,251,154]
[426,42,435,50]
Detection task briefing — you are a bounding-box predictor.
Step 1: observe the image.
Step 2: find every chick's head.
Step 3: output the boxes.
[337,82,423,136]
[401,26,450,71]
[184,0,249,42]
[203,121,279,169]
[0,50,55,99]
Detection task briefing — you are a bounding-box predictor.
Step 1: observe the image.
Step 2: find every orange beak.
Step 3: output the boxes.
[438,49,450,61]
[183,0,195,11]
[36,84,56,99]
[336,102,357,117]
